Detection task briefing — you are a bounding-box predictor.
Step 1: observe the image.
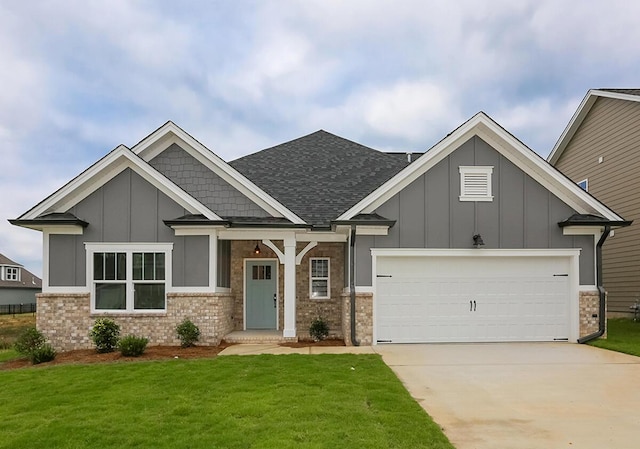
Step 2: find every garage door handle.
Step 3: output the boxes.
[377,274,392,278]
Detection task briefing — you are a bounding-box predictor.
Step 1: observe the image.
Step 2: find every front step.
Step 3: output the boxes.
[223,330,298,345]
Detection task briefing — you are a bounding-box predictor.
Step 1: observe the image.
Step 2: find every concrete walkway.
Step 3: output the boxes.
[219,342,640,449]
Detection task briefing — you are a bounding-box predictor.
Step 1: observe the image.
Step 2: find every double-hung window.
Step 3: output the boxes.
[5,267,19,281]
[87,243,172,312]
[310,258,330,299]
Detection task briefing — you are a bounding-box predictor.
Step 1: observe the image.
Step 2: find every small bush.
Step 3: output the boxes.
[14,327,46,356]
[90,318,120,353]
[13,327,56,365]
[176,319,200,348]
[309,317,329,341]
[119,335,149,357]
[30,344,56,365]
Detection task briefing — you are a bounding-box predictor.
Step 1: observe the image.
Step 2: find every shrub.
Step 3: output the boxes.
[14,327,46,356]
[30,344,56,365]
[176,319,200,348]
[119,335,149,357]
[13,327,56,365]
[309,317,329,341]
[90,318,120,353]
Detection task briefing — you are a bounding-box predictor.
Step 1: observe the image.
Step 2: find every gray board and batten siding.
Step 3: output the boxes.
[149,143,269,218]
[48,168,211,288]
[553,96,640,314]
[355,136,595,286]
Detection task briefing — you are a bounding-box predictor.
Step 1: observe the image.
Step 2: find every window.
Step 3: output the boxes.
[87,244,171,312]
[459,166,494,201]
[4,267,19,281]
[310,258,330,299]
[577,179,588,191]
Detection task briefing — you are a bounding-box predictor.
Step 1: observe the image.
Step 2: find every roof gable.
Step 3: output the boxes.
[548,89,640,165]
[133,121,304,224]
[229,130,410,226]
[0,252,42,289]
[338,112,625,222]
[16,145,220,221]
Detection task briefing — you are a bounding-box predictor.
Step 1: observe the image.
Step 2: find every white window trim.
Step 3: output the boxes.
[5,266,20,281]
[309,257,330,299]
[577,179,588,191]
[85,243,173,314]
[459,166,494,202]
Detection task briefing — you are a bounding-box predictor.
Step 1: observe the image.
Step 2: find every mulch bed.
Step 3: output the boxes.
[1,339,346,370]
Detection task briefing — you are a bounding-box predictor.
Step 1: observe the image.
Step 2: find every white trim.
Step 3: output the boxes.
[19,145,219,221]
[459,166,494,202]
[262,239,285,264]
[172,226,227,236]
[562,226,603,236]
[132,121,305,224]
[355,225,389,236]
[337,112,624,222]
[579,285,599,292]
[20,224,84,234]
[295,241,317,265]
[309,257,330,299]
[297,232,348,242]
[85,243,173,314]
[243,258,279,331]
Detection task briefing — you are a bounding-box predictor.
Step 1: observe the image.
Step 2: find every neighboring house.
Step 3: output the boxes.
[0,253,42,307]
[10,113,630,351]
[548,89,640,317]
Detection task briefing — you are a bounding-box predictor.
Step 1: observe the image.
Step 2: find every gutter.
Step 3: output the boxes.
[349,225,360,346]
[577,225,610,344]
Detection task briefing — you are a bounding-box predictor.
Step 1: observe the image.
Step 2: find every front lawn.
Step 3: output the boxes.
[589,318,640,357]
[0,354,453,449]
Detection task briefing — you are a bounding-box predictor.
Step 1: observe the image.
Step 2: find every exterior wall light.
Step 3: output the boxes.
[254,242,261,255]
[473,234,485,248]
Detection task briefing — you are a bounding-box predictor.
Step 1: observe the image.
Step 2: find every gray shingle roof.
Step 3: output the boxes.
[229,131,411,227]
[0,253,42,289]
[599,88,640,96]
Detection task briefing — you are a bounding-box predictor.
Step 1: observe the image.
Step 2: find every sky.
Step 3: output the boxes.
[1,0,639,277]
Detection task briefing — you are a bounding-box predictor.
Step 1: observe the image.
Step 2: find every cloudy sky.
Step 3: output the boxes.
[1,0,638,276]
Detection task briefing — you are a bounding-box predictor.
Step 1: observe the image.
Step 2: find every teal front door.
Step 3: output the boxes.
[246,260,277,329]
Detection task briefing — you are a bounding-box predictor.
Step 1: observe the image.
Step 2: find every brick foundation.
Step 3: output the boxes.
[579,290,606,339]
[341,292,373,346]
[37,292,235,351]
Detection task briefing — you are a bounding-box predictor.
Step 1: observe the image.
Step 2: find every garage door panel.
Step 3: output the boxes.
[376,255,571,343]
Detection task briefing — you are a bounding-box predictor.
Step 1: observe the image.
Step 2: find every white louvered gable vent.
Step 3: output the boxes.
[459,166,494,201]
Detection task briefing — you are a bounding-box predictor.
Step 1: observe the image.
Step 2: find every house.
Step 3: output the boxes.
[548,89,640,317]
[0,252,42,308]
[10,113,630,351]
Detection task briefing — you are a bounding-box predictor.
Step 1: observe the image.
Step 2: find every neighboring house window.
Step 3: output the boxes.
[310,258,330,299]
[87,244,171,312]
[459,166,494,201]
[5,267,19,281]
[577,179,588,191]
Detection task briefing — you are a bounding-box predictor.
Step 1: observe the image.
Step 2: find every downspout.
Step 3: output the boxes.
[577,225,610,344]
[349,225,360,346]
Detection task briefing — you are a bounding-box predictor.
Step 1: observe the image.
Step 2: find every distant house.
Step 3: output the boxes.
[11,114,630,350]
[0,253,42,307]
[548,89,640,317]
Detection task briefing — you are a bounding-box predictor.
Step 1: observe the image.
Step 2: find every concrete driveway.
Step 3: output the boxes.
[374,343,640,449]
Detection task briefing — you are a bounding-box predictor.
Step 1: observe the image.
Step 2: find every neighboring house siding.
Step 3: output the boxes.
[0,288,40,306]
[149,143,269,217]
[355,136,594,286]
[49,168,209,287]
[554,97,640,314]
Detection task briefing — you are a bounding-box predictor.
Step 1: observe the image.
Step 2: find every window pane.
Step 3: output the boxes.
[93,253,104,280]
[133,253,143,280]
[95,283,126,309]
[311,280,328,298]
[312,259,328,277]
[258,265,264,280]
[265,265,271,280]
[155,253,165,281]
[105,253,116,280]
[252,265,258,280]
[117,253,126,281]
[134,284,165,309]
[143,253,154,280]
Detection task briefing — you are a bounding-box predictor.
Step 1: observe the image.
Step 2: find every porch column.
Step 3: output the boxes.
[283,236,297,338]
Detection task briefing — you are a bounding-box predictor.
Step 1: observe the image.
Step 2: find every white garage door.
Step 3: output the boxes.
[375,253,573,343]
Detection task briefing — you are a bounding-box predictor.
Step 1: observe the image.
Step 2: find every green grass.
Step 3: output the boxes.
[0,354,453,449]
[589,318,640,357]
